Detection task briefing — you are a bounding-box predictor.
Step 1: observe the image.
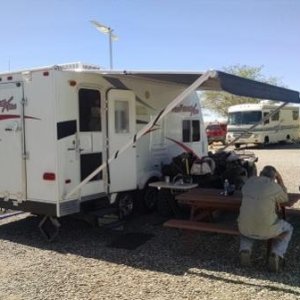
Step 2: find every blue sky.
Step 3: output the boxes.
[1,0,299,93]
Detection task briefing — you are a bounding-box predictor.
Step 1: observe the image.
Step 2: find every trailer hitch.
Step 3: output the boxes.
[38,216,61,242]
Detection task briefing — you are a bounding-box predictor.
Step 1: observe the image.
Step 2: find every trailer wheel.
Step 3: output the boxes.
[141,185,158,213]
[235,143,241,149]
[116,193,134,220]
[157,189,175,218]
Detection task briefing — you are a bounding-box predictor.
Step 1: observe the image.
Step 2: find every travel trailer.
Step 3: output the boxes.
[1,65,299,232]
[0,63,208,220]
[226,102,300,148]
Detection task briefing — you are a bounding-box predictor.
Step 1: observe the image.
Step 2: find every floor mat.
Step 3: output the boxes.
[108,232,154,250]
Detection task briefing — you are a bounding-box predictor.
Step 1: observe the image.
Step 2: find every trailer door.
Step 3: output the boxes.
[78,88,104,196]
[107,90,137,192]
[0,82,26,201]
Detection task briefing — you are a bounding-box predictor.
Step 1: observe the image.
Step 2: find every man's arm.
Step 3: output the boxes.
[275,171,299,207]
[284,195,300,207]
[275,172,287,192]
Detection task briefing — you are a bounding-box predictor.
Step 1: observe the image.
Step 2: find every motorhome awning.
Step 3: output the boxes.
[102,70,300,104]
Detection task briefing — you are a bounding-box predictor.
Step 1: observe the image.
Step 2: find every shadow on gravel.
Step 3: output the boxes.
[1,212,300,295]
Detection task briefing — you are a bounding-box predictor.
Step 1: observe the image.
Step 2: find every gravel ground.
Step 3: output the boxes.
[0,143,300,300]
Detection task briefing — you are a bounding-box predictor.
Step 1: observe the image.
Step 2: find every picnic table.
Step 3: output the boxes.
[164,187,300,235]
[176,188,241,221]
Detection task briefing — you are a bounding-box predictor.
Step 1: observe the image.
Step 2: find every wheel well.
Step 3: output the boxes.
[141,176,160,190]
[138,172,161,190]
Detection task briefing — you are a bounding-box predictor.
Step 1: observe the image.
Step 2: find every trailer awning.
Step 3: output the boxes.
[101,70,300,104]
[64,69,299,200]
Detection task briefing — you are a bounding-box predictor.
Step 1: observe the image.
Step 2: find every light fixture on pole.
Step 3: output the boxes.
[90,20,118,70]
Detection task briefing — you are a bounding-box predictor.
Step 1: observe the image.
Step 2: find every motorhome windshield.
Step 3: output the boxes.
[228,111,262,125]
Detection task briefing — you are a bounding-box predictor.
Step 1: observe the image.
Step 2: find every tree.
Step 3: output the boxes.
[201,64,283,117]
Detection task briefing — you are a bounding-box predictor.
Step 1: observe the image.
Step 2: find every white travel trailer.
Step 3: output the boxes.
[226,102,300,148]
[1,66,299,229]
[0,63,208,219]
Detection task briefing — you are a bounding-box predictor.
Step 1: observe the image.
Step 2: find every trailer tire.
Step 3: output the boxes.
[116,192,135,220]
[139,178,160,213]
[235,143,241,149]
[157,189,176,218]
[141,185,159,213]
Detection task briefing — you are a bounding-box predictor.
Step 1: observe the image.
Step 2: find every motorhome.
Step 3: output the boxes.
[226,102,300,148]
[0,63,208,219]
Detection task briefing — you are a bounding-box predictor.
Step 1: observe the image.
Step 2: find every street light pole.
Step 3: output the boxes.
[90,20,118,70]
[108,29,113,69]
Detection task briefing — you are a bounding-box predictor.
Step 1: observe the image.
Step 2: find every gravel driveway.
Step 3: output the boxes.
[0,144,300,300]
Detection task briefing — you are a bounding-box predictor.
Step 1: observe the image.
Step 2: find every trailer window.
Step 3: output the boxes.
[182,120,200,142]
[293,110,299,120]
[271,111,279,121]
[115,100,129,133]
[192,120,200,141]
[79,89,101,132]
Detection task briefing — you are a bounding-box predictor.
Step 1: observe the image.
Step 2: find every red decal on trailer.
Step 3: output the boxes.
[0,96,16,112]
[171,104,199,116]
[0,115,40,121]
[166,137,201,159]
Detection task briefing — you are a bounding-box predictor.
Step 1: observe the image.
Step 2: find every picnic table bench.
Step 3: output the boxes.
[163,188,300,254]
[164,219,239,235]
[163,188,300,236]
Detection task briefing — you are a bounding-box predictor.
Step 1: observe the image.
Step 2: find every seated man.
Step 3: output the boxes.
[238,165,297,272]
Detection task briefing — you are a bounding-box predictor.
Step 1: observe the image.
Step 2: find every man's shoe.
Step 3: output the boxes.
[268,253,283,272]
[240,250,251,267]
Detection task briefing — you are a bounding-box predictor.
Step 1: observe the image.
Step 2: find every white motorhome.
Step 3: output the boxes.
[226,102,300,148]
[0,63,208,219]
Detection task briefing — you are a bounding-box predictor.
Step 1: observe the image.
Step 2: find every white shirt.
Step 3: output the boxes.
[238,176,288,239]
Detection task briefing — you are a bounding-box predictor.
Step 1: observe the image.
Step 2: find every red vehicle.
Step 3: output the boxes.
[206,122,227,145]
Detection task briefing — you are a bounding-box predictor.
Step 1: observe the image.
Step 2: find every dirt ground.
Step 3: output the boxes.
[0,143,300,300]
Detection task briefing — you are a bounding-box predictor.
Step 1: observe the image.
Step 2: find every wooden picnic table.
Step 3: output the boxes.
[175,188,300,221]
[176,188,241,221]
[164,188,300,252]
